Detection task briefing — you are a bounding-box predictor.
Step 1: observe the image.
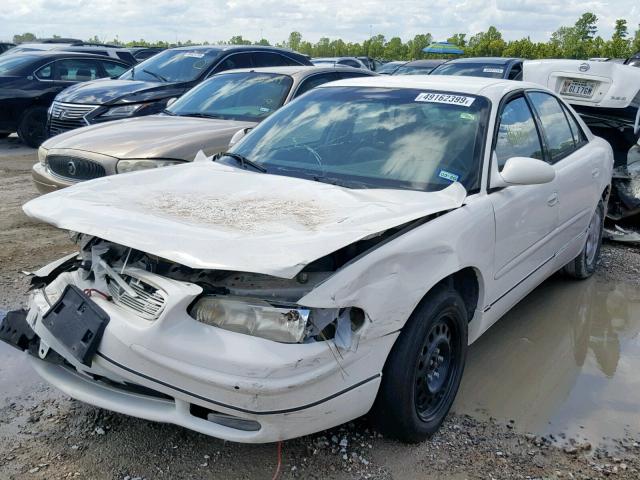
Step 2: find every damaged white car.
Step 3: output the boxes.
[1,76,613,443]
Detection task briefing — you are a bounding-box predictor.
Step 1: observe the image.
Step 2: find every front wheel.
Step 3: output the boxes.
[17,107,47,148]
[374,285,468,443]
[563,200,604,279]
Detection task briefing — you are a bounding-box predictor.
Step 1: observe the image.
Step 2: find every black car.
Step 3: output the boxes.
[430,57,523,80]
[0,51,131,146]
[47,45,312,137]
[392,59,447,75]
[0,43,16,54]
[127,47,165,62]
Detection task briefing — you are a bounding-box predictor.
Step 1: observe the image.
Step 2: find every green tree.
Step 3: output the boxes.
[384,37,407,60]
[287,31,302,51]
[574,12,598,42]
[229,35,251,45]
[606,19,631,58]
[13,32,37,44]
[632,25,640,53]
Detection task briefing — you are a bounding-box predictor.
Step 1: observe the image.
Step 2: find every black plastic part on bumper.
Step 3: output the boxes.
[0,309,39,356]
[42,285,110,367]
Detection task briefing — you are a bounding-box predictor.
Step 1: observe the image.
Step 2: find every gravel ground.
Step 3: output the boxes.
[1,141,640,479]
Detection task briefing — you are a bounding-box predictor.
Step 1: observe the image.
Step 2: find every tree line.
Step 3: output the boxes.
[12,12,640,61]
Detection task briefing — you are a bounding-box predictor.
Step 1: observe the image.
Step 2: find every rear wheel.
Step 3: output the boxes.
[374,285,468,443]
[563,200,604,279]
[17,107,47,148]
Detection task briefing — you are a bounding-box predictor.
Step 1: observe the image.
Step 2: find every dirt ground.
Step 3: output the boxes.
[1,137,639,480]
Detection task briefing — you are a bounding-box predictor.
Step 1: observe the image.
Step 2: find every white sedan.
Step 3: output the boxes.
[2,76,612,443]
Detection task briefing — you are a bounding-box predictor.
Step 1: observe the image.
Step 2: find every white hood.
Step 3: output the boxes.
[23,162,466,278]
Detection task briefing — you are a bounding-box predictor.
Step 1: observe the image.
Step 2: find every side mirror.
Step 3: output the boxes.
[166,97,178,107]
[491,156,555,188]
[229,127,253,147]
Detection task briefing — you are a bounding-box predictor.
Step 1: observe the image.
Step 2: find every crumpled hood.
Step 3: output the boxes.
[43,115,256,160]
[55,78,188,105]
[23,162,466,278]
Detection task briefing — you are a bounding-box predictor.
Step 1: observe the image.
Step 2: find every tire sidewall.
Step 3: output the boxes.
[18,107,47,148]
[376,286,468,442]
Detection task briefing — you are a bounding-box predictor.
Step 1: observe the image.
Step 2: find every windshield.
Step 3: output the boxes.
[431,62,506,78]
[227,86,490,191]
[393,64,438,75]
[119,48,221,83]
[0,54,36,75]
[167,72,292,121]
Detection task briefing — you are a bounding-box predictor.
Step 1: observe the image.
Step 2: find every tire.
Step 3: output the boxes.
[17,107,48,148]
[0,132,9,139]
[563,200,604,280]
[374,284,468,443]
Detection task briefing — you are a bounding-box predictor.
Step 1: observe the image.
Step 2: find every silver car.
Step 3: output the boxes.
[32,66,376,193]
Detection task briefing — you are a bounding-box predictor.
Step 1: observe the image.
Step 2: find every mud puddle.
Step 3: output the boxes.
[454,276,640,449]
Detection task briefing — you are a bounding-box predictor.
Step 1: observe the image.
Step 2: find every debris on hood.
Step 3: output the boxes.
[23,161,467,278]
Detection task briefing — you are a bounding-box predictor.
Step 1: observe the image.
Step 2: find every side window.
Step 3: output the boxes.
[561,103,587,146]
[216,53,253,72]
[35,64,53,80]
[339,59,360,68]
[54,59,100,82]
[252,52,288,67]
[99,60,128,78]
[528,92,577,163]
[277,54,303,66]
[495,96,544,170]
[294,73,339,97]
[508,63,522,80]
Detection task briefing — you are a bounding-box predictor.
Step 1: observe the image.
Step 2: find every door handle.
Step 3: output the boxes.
[547,192,559,207]
[592,168,600,178]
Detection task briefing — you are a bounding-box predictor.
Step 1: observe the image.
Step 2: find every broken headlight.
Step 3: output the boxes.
[190,296,310,343]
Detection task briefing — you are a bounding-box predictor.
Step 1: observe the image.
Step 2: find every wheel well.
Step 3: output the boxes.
[601,185,610,203]
[434,268,480,322]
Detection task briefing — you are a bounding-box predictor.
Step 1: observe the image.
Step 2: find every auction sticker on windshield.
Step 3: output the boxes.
[184,52,205,58]
[415,92,475,107]
[483,67,504,74]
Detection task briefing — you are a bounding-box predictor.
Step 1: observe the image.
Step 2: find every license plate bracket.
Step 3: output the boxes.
[42,285,110,366]
[561,79,595,98]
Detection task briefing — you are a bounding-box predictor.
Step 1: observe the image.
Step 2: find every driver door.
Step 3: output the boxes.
[488,94,559,304]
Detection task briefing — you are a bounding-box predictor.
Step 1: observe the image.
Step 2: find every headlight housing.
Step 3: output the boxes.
[37,146,48,165]
[190,296,310,343]
[117,159,183,173]
[100,104,146,119]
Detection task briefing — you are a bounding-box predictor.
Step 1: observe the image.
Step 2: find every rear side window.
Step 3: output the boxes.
[495,96,544,170]
[294,73,339,97]
[217,53,253,71]
[100,60,128,77]
[528,92,577,163]
[252,52,301,67]
[35,64,53,80]
[561,104,587,146]
[338,59,361,68]
[54,59,100,81]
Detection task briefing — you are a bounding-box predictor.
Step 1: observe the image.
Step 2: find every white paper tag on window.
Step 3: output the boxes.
[184,52,205,58]
[483,67,504,74]
[415,92,475,107]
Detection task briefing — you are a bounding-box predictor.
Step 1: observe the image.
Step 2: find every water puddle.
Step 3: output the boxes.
[454,276,640,448]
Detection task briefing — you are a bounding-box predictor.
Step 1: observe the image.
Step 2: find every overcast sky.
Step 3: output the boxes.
[1,0,638,45]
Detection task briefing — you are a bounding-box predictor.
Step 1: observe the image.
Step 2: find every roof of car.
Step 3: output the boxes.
[3,50,131,61]
[402,59,447,67]
[312,57,359,61]
[318,74,541,98]
[169,44,299,54]
[445,57,521,65]
[218,65,376,78]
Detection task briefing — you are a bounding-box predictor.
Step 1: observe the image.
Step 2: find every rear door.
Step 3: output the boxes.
[526,90,600,253]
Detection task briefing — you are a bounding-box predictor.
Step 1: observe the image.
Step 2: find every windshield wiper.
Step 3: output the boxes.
[179,112,221,119]
[312,175,369,189]
[142,69,168,82]
[220,152,267,173]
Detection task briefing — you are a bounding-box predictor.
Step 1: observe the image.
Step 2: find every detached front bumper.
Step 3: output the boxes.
[3,268,396,443]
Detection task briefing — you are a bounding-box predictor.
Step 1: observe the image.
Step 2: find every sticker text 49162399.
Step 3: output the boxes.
[415,92,476,107]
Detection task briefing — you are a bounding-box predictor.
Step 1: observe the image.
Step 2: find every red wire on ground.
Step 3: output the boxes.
[271,441,283,480]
